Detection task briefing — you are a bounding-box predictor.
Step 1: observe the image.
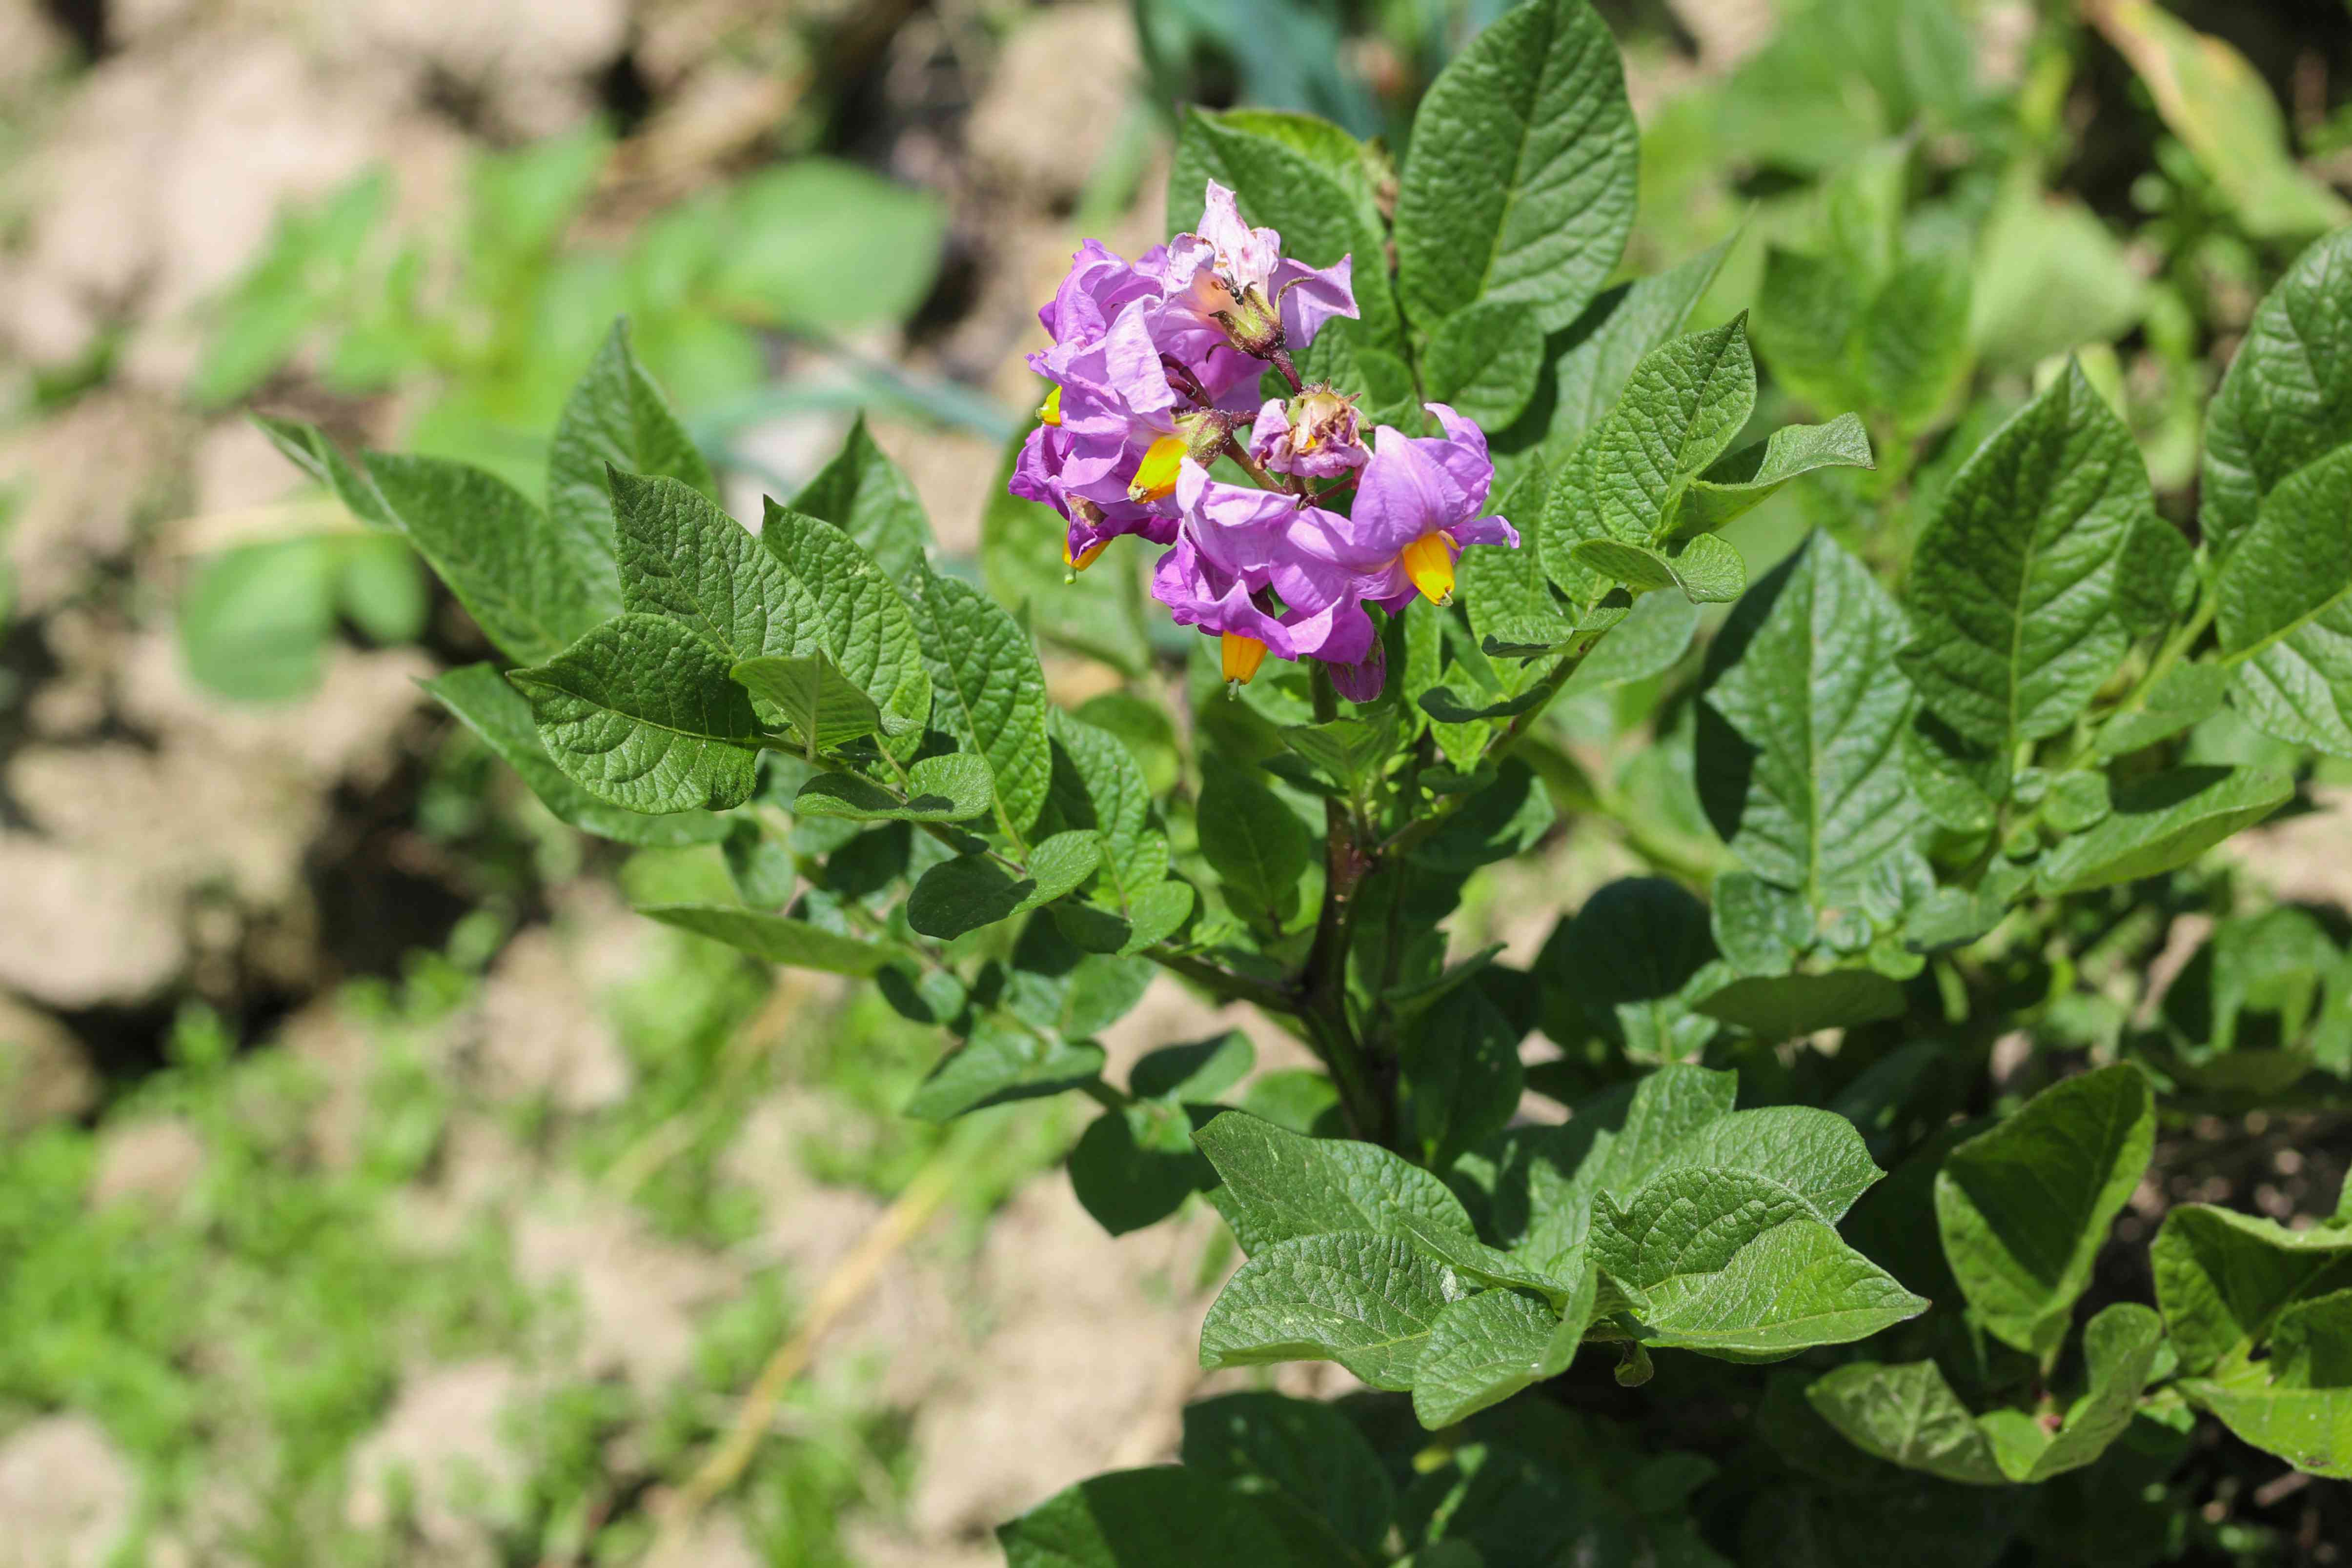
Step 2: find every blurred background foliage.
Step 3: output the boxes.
[2,0,2351,1564]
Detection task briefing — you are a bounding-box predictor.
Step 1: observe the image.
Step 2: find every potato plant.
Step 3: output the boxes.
[257,0,2352,1559]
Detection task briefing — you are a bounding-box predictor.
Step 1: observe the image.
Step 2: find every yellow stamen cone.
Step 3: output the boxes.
[1037,385,1062,426]
[1062,535,1109,572]
[1128,434,1188,503]
[1400,531,1458,605]
[1220,632,1269,685]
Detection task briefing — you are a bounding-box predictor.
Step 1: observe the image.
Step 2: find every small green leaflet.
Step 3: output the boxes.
[1516,237,1733,462]
[1806,1360,2009,1486]
[1673,415,1874,537]
[1978,1303,2166,1482]
[252,414,395,529]
[636,904,899,977]
[2180,1290,2352,1480]
[902,567,1054,844]
[366,451,616,664]
[1048,708,1172,906]
[547,320,717,587]
[758,501,932,756]
[2200,227,2352,567]
[2152,1203,2352,1375]
[905,1016,1107,1123]
[2036,766,2293,893]
[1587,319,1757,546]
[1697,530,1925,911]
[792,754,994,823]
[508,614,762,814]
[425,663,730,847]
[1614,1208,1927,1360]
[1412,1287,1560,1429]
[1569,534,1745,604]
[1198,1231,1465,1390]
[2214,445,2352,756]
[730,652,885,753]
[1899,362,2153,754]
[1391,0,1638,334]
[1933,1064,2154,1359]
[1196,759,1314,932]
[905,831,1102,940]
[788,413,933,583]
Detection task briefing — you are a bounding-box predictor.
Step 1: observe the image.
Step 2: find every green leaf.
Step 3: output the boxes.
[179,538,337,703]
[1588,319,1758,546]
[1538,879,1718,1059]
[1413,1288,1559,1429]
[1181,1392,1395,1566]
[1933,1064,2155,1358]
[757,501,932,753]
[1052,708,1172,904]
[1637,1106,1885,1223]
[1402,989,1525,1172]
[1391,0,1637,333]
[612,471,807,668]
[2181,1289,2352,1479]
[729,653,884,751]
[2152,1204,2352,1375]
[1069,1101,1210,1237]
[998,1468,1294,1568]
[1806,1361,2009,1486]
[1601,1179,1928,1359]
[1170,109,1399,348]
[2094,662,2230,758]
[2202,229,2352,565]
[1675,416,1875,537]
[791,754,993,822]
[901,566,1054,842]
[508,614,762,814]
[1570,533,1745,603]
[1797,1363,2004,1486]
[905,832,1103,940]
[1195,1110,1478,1258]
[253,414,394,529]
[1200,1231,1463,1389]
[1698,531,1925,911]
[905,1016,1106,1123]
[1710,872,1811,977]
[2216,446,2352,755]
[547,320,716,593]
[1757,248,1971,436]
[1280,714,1399,804]
[426,663,730,846]
[1504,1064,1740,1265]
[1560,588,1697,692]
[789,414,933,583]
[1898,362,2152,753]
[1197,758,1314,931]
[1984,1302,2166,1482]
[366,452,617,663]
[2035,765,2293,893]
[635,903,898,976]
[1424,301,1546,431]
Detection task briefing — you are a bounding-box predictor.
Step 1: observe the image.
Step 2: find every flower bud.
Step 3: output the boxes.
[1213,281,1286,360]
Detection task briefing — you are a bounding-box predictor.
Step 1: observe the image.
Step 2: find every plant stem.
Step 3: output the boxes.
[1294,663,1395,1146]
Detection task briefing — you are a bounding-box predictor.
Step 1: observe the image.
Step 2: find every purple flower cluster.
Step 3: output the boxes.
[1013,182,1519,699]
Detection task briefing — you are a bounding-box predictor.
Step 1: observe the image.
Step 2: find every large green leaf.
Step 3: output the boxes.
[1898,362,2151,753]
[1180,1392,1394,1566]
[2035,766,2293,893]
[546,320,716,592]
[507,614,762,814]
[1932,1064,2155,1359]
[1411,1287,1559,1429]
[758,501,932,753]
[901,567,1054,842]
[612,472,808,667]
[998,1468,1295,1568]
[1981,1302,2165,1482]
[2200,228,2352,565]
[426,663,729,846]
[1698,531,1924,910]
[1391,0,1637,333]
[1199,1231,1462,1390]
[1806,1360,2008,1485]
[636,903,898,976]
[1587,319,1758,547]
[2216,445,2352,754]
[1511,238,1733,462]
[1423,300,1546,431]
[365,451,616,663]
[2152,1204,2352,1375]
[788,414,933,583]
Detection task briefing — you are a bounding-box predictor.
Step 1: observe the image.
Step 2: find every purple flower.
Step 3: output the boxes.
[1308,403,1520,607]
[1249,389,1369,480]
[1150,182,1358,362]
